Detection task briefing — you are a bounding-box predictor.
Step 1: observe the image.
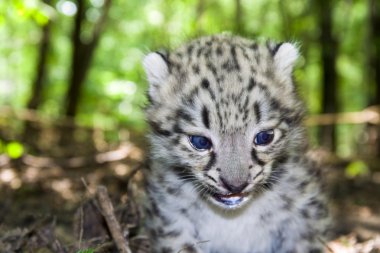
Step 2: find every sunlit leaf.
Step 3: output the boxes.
[0,139,4,154]
[6,142,24,159]
[33,10,50,25]
[345,160,369,178]
[77,249,94,253]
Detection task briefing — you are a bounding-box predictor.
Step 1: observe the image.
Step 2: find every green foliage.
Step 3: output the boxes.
[345,160,370,178]
[5,141,24,159]
[77,249,95,253]
[0,0,376,156]
[0,139,4,154]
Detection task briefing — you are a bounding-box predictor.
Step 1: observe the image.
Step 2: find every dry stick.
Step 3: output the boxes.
[77,205,84,250]
[96,185,132,253]
[318,236,335,253]
[125,162,145,182]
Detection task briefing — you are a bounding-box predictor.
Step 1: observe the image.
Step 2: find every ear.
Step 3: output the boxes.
[273,42,299,77]
[142,52,170,101]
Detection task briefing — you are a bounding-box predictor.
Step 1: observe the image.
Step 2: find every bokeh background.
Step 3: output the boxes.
[0,0,379,252]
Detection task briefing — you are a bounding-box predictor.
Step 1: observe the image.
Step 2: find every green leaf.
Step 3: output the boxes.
[345,160,369,178]
[0,139,4,154]
[6,142,24,159]
[77,249,95,253]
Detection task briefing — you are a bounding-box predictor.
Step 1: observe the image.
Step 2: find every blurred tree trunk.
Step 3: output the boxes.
[369,0,380,105]
[234,0,243,34]
[279,0,290,40]
[316,0,338,152]
[26,1,51,110]
[64,0,112,118]
[23,0,52,150]
[368,0,380,156]
[194,0,206,33]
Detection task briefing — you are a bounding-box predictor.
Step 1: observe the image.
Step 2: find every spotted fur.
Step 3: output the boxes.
[142,34,331,253]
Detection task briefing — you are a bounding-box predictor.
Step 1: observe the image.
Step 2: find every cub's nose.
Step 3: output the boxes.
[220,176,248,194]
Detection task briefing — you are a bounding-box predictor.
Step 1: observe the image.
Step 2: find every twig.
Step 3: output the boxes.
[318,236,335,253]
[306,106,380,126]
[125,162,145,182]
[21,143,133,169]
[96,185,132,253]
[78,205,84,250]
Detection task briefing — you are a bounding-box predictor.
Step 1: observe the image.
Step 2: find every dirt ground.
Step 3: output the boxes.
[0,141,379,252]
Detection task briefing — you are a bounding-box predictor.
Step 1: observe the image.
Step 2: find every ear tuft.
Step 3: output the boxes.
[273,42,299,77]
[143,52,170,99]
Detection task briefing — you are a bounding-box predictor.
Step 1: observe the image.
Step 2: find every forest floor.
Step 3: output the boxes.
[0,132,379,253]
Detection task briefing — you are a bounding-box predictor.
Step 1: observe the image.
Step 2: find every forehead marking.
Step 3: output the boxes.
[202,106,210,129]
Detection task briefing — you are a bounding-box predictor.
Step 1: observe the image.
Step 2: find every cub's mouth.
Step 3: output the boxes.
[211,192,250,208]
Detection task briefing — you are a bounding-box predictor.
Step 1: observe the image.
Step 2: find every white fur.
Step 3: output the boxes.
[143,52,169,98]
[144,35,328,253]
[274,43,299,77]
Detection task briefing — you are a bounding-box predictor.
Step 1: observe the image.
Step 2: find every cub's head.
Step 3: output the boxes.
[143,35,306,209]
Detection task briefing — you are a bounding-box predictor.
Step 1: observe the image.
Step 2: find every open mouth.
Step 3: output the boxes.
[212,192,250,208]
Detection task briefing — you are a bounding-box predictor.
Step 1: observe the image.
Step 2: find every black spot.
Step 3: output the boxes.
[182,243,197,253]
[201,78,210,89]
[161,229,181,237]
[171,136,181,145]
[297,179,309,192]
[251,148,265,166]
[222,60,235,72]
[196,47,203,57]
[187,45,194,55]
[248,77,256,91]
[172,123,184,134]
[242,96,249,111]
[186,87,199,105]
[166,187,177,195]
[308,198,328,219]
[202,106,210,129]
[300,207,310,218]
[176,108,194,123]
[269,97,282,112]
[201,78,216,99]
[230,45,240,70]
[216,46,223,55]
[206,62,217,76]
[250,42,258,50]
[149,121,172,136]
[254,102,262,123]
[280,194,293,210]
[204,48,212,58]
[204,152,216,171]
[161,247,173,253]
[192,65,200,74]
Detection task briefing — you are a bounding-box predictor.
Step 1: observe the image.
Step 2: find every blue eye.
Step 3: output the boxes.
[254,130,274,145]
[189,135,212,150]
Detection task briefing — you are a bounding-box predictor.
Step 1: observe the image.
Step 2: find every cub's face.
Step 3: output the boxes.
[144,35,306,209]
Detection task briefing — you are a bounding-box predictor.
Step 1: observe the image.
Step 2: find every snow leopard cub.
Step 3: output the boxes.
[142,34,330,253]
